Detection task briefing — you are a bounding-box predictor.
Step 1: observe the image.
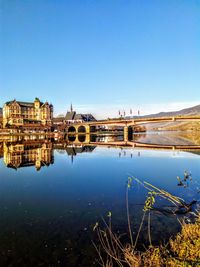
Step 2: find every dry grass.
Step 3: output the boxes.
[94,178,200,267]
[166,214,200,266]
[123,214,200,266]
[95,214,200,266]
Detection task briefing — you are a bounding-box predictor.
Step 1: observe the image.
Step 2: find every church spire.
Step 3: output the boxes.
[70,103,73,112]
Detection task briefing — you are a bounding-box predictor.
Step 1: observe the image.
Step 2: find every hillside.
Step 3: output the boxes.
[141,104,200,131]
[140,104,200,118]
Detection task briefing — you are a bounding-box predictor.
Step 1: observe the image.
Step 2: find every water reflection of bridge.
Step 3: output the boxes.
[2,134,200,152]
[89,141,200,151]
[59,134,200,151]
[62,139,200,151]
[1,134,200,171]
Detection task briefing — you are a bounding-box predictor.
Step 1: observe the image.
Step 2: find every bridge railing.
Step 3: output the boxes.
[70,115,200,125]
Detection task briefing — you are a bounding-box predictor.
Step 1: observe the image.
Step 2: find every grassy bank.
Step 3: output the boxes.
[94,178,200,266]
[122,213,200,267]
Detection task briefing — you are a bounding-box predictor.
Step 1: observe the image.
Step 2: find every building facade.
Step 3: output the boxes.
[0,108,2,128]
[65,111,96,124]
[53,104,96,131]
[3,98,53,128]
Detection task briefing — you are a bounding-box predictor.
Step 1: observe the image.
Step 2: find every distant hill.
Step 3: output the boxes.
[141,104,200,118]
[139,104,200,131]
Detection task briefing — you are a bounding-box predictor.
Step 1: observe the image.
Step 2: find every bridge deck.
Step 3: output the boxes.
[70,116,200,127]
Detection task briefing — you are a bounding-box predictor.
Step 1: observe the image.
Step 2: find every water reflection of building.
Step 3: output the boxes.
[0,141,3,159]
[0,107,3,128]
[53,142,96,163]
[67,146,96,163]
[3,141,54,171]
[66,146,95,156]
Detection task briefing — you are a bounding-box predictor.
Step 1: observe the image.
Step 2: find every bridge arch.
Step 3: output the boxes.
[78,125,86,133]
[78,135,86,142]
[68,135,76,142]
[68,126,76,133]
[90,126,96,132]
[128,126,133,140]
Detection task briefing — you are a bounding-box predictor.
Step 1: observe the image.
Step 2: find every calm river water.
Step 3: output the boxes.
[0,133,200,266]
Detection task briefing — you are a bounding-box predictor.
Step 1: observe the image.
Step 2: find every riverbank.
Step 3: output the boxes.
[122,212,200,267]
[95,179,200,267]
[150,121,200,132]
[95,212,200,267]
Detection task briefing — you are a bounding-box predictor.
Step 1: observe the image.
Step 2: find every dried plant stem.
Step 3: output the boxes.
[126,186,134,247]
[148,211,152,247]
[134,212,146,249]
[102,217,124,251]
[94,176,199,267]
[144,181,185,206]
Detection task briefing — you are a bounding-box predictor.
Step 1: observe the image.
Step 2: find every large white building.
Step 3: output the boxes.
[3,98,53,128]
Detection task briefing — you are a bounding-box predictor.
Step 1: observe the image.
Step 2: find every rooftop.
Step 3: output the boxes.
[65,111,76,120]
[65,111,96,121]
[5,99,53,108]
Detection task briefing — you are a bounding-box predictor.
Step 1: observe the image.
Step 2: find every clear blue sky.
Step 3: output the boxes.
[0,0,199,118]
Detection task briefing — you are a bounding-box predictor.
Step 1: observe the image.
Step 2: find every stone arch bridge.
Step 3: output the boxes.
[66,116,200,141]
